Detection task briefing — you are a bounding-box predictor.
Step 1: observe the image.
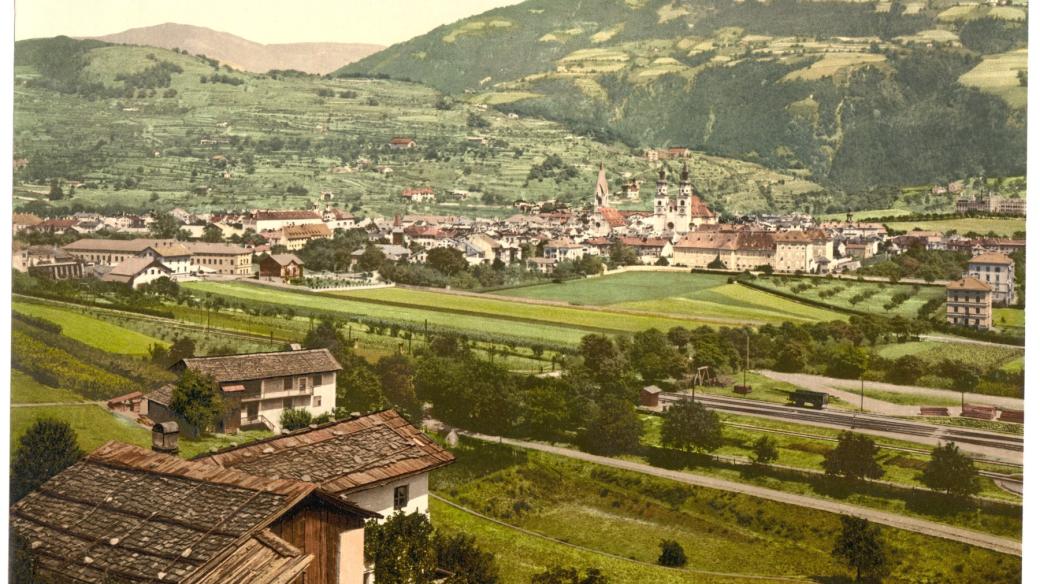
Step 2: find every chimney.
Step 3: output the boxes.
[152,421,180,454]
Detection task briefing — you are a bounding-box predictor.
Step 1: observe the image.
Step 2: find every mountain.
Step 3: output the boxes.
[89,23,383,75]
[340,0,1027,193]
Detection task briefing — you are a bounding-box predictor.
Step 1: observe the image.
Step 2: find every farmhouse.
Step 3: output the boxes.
[946,276,993,330]
[165,348,341,434]
[401,187,436,203]
[141,243,193,275]
[966,252,1016,306]
[11,440,377,584]
[101,257,173,289]
[260,253,305,280]
[195,409,455,520]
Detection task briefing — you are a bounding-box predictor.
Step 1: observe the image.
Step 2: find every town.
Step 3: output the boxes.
[7,2,1030,583]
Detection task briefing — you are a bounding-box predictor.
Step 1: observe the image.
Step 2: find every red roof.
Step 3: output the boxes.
[390,137,416,145]
[597,207,626,227]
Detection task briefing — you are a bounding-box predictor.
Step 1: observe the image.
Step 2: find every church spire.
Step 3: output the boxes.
[681,161,689,183]
[594,162,610,208]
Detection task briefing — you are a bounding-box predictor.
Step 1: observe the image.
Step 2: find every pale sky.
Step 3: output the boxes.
[14,0,523,46]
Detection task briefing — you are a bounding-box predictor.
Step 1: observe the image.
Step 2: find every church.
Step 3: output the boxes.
[589,162,715,237]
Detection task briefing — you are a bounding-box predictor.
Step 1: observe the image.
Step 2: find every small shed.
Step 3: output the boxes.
[106,391,145,416]
[152,421,180,453]
[640,385,662,408]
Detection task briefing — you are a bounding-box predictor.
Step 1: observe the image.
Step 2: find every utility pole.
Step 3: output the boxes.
[860,376,865,412]
[744,331,750,388]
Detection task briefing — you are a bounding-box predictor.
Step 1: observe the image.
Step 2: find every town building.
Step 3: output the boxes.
[141,243,193,275]
[543,238,586,262]
[946,277,993,329]
[672,230,774,271]
[12,212,42,233]
[388,137,417,150]
[151,348,341,434]
[966,252,1017,306]
[184,242,254,276]
[650,163,716,235]
[245,210,324,233]
[401,187,436,204]
[956,195,1026,216]
[773,229,833,273]
[277,223,333,251]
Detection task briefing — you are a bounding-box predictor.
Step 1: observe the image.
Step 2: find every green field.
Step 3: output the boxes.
[885,217,1025,237]
[13,300,166,355]
[431,438,1020,584]
[11,404,151,453]
[492,272,846,323]
[184,280,779,348]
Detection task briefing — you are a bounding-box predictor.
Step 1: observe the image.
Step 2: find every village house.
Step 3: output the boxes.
[276,223,334,251]
[195,409,455,523]
[150,348,341,435]
[618,236,673,264]
[101,257,174,288]
[946,277,993,330]
[12,212,42,233]
[105,390,146,417]
[11,440,378,584]
[527,257,557,274]
[33,218,78,234]
[401,187,436,204]
[543,238,586,263]
[351,244,411,269]
[260,253,305,280]
[966,252,1017,306]
[140,243,193,276]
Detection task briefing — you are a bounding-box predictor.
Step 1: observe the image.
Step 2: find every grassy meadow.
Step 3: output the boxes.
[431,438,1021,584]
[13,300,166,355]
[885,217,1025,237]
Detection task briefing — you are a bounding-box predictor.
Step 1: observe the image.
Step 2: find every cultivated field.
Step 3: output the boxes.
[959,49,1028,110]
[13,300,166,355]
[750,276,946,319]
[876,341,1024,373]
[493,271,846,323]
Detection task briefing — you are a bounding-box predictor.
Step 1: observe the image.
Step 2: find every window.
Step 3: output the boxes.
[283,377,293,391]
[312,374,323,386]
[313,395,322,407]
[298,377,307,391]
[393,485,409,510]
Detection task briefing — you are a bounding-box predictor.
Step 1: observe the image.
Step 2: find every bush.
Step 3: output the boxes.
[657,539,687,567]
[280,408,314,431]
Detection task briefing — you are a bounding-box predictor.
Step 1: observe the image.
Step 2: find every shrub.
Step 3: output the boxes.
[280,408,314,431]
[657,539,687,567]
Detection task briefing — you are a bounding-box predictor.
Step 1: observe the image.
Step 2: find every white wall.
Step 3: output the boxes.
[345,474,429,519]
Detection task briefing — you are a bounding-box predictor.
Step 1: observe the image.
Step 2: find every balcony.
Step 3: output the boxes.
[241,385,312,402]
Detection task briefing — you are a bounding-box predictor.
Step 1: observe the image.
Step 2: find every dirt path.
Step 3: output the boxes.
[758,370,1024,411]
[460,432,1021,557]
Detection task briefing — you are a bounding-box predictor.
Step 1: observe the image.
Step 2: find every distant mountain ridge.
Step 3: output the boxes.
[88,23,383,75]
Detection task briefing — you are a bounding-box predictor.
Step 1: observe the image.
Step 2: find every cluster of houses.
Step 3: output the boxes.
[15,343,454,584]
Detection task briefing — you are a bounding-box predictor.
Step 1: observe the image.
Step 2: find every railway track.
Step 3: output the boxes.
[659,392,1023,458]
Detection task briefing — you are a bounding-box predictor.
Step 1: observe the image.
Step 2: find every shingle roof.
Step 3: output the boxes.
[65,238,156,253]
[145,384,175,407]
[10,442,316,584]
[267,253,304,267]
[183,242,252,256]
[195,410,455,497]
[175,349,342,383]
[282,224,332,239]
[102,258,172,283]
[968,252,1014,266]
[947,277,992,292]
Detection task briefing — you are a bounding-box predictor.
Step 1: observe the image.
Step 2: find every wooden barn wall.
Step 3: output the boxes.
[270,498,365,584]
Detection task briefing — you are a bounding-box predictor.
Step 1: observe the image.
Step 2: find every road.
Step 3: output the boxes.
[461,431,1021,557]
[758,370,1024,411]
[657,392,1023,465]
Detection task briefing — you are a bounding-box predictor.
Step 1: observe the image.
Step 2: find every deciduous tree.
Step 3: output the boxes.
[832,516,887,582]
[660,399,723,454]
[921,442,980,498]
[822,432,883,481]
[11,419,83,502]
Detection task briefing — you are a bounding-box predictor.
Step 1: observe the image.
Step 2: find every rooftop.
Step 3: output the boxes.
[195,410,454,497]
[174,348,342,384]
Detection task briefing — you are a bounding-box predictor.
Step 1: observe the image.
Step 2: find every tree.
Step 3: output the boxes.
[434,532,500,584]
[376,354,421,419]
[150,212,182,238]
[338,356,385,414]
[169,336,197,362]
[628,329,685,382]
[427,247,469,275]
[366,511,436,584]
[608,241,638,266]
[827,343,869,379]
[657,539,687,567]
[577,334,627,385]
[832,516,887,582]
[707,255,726,269]
[11,418,83,502]
[578,398,642,455]
[751,435,779,465]
[921,442,980,498]
[280,408,313,431]
[47,179,64,201]
[201,224,224,243]
[169,369,224,437]
[660,398,723,453]
[822,432,883,481]
[531,567,608,584]
[358,245,387,272]
[304,318,347,354]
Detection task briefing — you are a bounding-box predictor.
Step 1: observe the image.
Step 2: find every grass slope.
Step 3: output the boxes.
[13,300,166,355]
